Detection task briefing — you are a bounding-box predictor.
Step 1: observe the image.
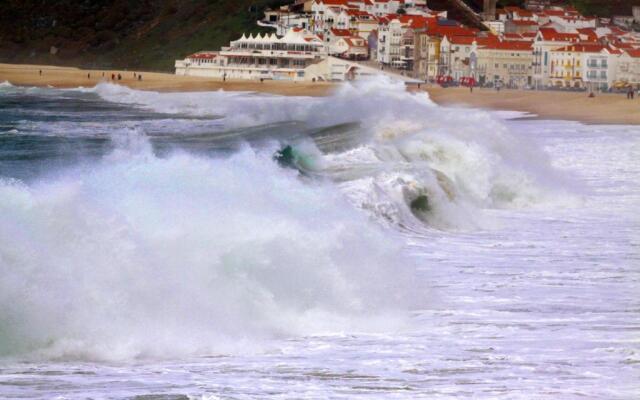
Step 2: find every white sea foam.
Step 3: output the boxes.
[0,80,13,88]
[84,79,577,230]
[0,129,416,361]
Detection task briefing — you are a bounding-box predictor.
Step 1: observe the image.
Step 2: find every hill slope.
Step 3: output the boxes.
[0,0,290,71]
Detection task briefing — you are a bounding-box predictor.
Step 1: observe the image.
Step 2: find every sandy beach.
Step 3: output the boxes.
[1,63,639,125]
[423,86,640,125]
[0,63,336,97]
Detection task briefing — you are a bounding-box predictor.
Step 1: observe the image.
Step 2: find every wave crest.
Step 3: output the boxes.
[0,132,415,361]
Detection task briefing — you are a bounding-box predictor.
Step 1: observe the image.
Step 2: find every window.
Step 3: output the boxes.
[544,52,548,66]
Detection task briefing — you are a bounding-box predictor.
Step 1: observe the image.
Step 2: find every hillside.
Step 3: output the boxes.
[0,0,291,72]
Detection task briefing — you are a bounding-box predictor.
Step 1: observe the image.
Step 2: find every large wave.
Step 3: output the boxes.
[84,79,575,230]
[0,78,575,361]
[0,130,416,361]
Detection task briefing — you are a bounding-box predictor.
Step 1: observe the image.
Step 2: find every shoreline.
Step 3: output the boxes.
[0,63,336,97]
[1,63,639,125]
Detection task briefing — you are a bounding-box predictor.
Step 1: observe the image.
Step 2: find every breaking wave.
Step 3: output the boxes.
[0,129,415,361]
[84,79,575,230]
[0,78,576,360]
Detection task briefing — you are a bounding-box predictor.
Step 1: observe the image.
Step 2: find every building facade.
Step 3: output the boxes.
[175,29,327,81]
[477,40,534,87]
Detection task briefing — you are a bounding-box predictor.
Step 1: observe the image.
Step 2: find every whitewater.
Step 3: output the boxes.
[0,79,638,399]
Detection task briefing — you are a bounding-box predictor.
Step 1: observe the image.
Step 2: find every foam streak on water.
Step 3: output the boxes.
[0,80,638,399]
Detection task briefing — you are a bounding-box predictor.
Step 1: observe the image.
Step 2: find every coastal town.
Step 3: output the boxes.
[175,0,640,92]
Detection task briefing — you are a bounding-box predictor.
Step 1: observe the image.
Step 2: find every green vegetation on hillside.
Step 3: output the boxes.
[0,0,292,71]
[570,0,640,17]
[496,0,525,7]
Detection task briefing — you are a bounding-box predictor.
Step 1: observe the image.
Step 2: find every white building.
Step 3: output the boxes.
[369,0,403,16]
[175,29,328,81]
[260,9,311,35]
[332,36,369,59]
[615,49,640,88]
[547,15,597,32]
[532,27,581,88]
[485,20,505,35]
[548,44,619,90]
[310,0,346,34]
[377,19,404,65]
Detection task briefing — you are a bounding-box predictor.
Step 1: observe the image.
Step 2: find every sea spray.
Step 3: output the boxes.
[65,78,579,229]
[0,130,417,360]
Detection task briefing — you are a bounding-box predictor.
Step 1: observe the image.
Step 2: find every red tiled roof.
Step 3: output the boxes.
[576,28,598,41]
[188,52,217,60]
[427,24,478,38]
[552,43,607,53]
[330,28,352,37]
[318,0,350,5]
[613,42,635,49]
[446,35,476,45]
[443,33,499,47]
[344,37,367,47]
[543,9,566,17]
[486,40,533,51]
[538,28,580,42]
[626,49,640,58]
[516,10,533,17]
[476,35,500,46]
[510,20,539,26]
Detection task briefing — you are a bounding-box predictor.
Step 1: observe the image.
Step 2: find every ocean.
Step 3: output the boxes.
[0,79,638,399]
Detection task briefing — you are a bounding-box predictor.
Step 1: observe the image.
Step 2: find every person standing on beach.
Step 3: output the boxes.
[39,70,42,76]
[87,73,90,79]
[138,74,142,81]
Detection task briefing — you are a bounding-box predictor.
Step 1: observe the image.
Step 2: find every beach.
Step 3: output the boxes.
[0,63,335,97]
[423,86,640,125]
[1,63,639,124]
